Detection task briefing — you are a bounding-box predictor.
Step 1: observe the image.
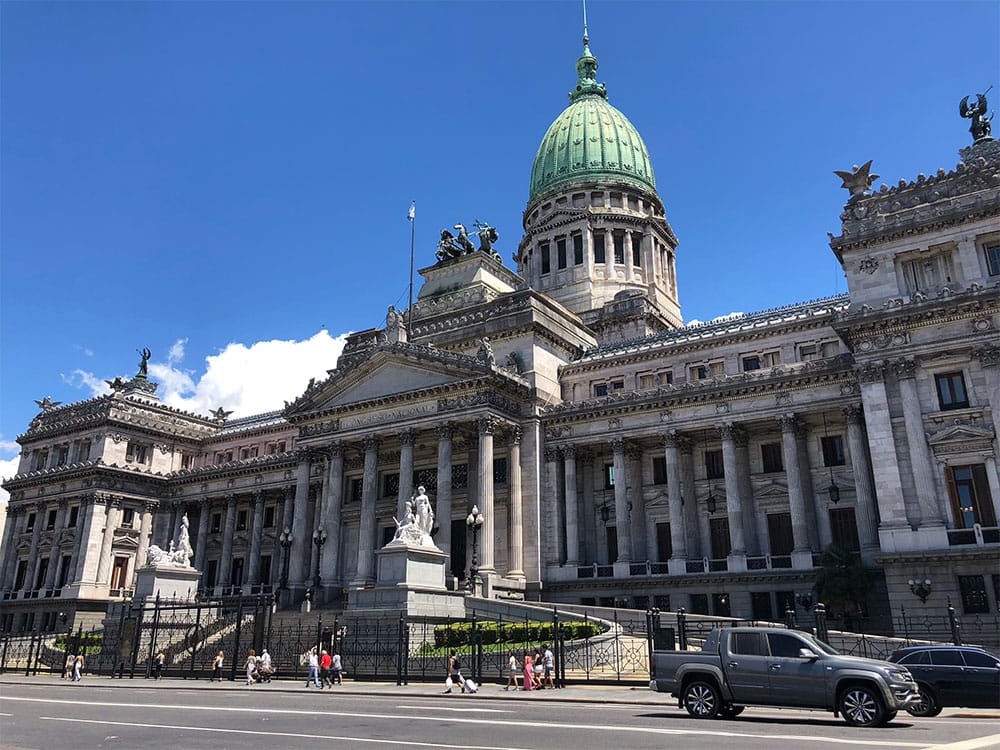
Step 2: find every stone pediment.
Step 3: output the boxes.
[927,423,994,448]
[285,343,494,419]
[755,481,789,498]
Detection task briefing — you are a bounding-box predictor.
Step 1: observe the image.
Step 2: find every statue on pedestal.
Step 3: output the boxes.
[146,512,195,567]
[391,486,437,548]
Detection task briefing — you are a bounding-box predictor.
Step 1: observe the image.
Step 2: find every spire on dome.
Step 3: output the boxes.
[569,0,606,102]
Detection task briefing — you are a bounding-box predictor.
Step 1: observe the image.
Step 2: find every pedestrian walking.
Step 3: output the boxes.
[543,644,556,689]
[331,651,343,685]
[63,653,75,680]
[211,651,224,682]
[522,650,534,691]
[245,649,257,685]
[259,648,273,683]
[72,654,84,682]
[153,651,165,680]
[319,649,332,688]
[305,647,321,688]
[445,651,466,693]
[532,648,543,689]
[506,650,519,691]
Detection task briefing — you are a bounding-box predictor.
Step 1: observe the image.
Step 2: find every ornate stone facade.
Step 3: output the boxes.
[2,38,998,644]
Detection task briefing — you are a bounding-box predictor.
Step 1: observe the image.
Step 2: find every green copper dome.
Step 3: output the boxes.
[528,39,656,205]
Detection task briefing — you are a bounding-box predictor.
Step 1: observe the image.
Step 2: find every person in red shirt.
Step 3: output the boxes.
[320,649,333,688]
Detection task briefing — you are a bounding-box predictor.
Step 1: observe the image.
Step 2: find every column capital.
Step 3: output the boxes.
[362,435,381,452]
[561,444,576,459]
[56,497,69,509]
[661,430,690,451]
[855,362,886,384]
[716,422,745,444]
[328,440,344,458]
[224,493,237,508]
[398,428,415,447]
[142,500,157,513]
[577,448,594,466]
[974,345,1000,368]
[543,445,559,463]
[890,358,918,380]
[508,425,522,446]
[777,413,801,434]
[624,442,643,461]
[294,448,312,463]
[609,436,627,454]
[477,416,500,435]
[843,403,866,425]
[252,489,265,504]
[437,422,455,440]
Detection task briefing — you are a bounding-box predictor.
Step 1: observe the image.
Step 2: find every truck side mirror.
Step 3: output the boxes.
[798,648,819,660]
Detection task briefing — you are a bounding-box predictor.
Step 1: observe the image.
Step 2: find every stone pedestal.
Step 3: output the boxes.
[133,564,201,601]
[347,541,465,618]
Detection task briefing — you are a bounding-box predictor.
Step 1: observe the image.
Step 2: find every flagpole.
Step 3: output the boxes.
[407,201,415,335]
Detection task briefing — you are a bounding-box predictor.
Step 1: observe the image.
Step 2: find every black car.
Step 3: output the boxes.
[888,645,1000,717]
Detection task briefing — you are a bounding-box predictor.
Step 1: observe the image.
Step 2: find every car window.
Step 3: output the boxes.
[962,650,1000,668]
[898,650,929,665]
[731,632,766,656]
[930,650,964,666]
[768,632,808,658]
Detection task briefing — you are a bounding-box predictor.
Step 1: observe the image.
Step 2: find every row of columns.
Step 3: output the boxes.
[548,406,881,567]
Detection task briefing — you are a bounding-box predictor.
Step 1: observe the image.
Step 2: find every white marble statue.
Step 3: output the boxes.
[391,486,437,548]
[146,512,195,567]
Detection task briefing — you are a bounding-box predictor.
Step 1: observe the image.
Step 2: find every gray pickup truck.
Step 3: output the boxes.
[649,626,919,727]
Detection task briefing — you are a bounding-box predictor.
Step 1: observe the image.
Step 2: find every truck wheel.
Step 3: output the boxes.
[905,686,942,718]
[840,685,887,727]
[683,680,721,719]
[720,704,745,718]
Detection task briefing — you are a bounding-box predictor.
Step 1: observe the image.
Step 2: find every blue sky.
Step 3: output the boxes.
[1,0,998,492]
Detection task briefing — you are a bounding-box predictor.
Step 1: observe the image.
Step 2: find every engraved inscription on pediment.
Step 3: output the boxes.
[319,362,469,410]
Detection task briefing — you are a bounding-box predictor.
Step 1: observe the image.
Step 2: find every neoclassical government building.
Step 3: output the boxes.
[3,35,999,636]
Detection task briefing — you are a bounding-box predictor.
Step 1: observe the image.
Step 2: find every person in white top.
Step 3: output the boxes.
[331,652,343,685]
[259,649,272,683]
[305,647,320,688]
[543,645,555,689]
[505,650,519,691]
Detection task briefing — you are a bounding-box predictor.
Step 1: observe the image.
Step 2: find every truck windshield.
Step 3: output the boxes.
[802,633,840,655]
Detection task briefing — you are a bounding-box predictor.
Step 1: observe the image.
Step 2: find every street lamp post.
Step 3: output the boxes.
[278,527,293,591]
[312,526,328,591]
[466,505,484,594]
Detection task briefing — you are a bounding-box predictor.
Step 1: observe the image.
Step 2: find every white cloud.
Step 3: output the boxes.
[61,369,113,398]
[0,438,21,507]
[686,311,746,327]
[153,330,347,419]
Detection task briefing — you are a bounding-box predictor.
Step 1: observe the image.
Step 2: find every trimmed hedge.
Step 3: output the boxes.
[432,620,604,648]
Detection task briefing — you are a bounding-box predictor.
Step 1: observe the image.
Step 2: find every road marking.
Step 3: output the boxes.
[395,704,512,713]
[0,712,12,716]
[39,717,531,750]
[920,735,1000,750]
[4,696,932,747]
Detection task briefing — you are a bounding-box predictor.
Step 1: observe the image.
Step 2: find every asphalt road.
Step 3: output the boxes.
[1,679,999,750]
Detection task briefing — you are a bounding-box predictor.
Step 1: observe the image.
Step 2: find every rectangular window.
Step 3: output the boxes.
[493,456,508,485]
[110,556,130,591]
[821,435,846,466]
[126,442,149,465]
[946,464,997,528]
[230,558,244,587]
[935,372,970,410]
[210,513,222,534]
[985,242,1000,276]
[829,507,860,551]
[236,509,248,531]
[692,365,708,380]
[767,513,794,556]
[798,343,818,361]
[451,463,468,490]
[33,450,48,470]
[689,593,709,615]
[46,509,57,531]
[382,472,400,498]
[76,440,91,462]
[638,373,656,390]
[631,232,642,267]
[556,237,567,269]
[751,592,773,621]
[742,355,761,372]
[593,232,606,263]
[573,233,583,265]
[25,513,36,533]
[652,456,667,485]
[263,506,275,529]
[540,242,551,274]
[259,555,272,586]
[181,454,192,469]
[56,445,69,466]
[659,371,673,386]
[67,505,79,528]
[958,575,990,614]
[709,517,731,558]
[613,232,625,264]
[13,560,28,590]
[204,560,218,590]
[239,446,259,460]
[215,451,233,465]
[655,522,672,561]
[120,508,135,529]
[58,554,72,588]
[349,478,364,503]
[604,463,615,489]
[593,382,609,398]
[610,379,624,392]
[605,526,618,563]
[762,351,781,367]
[761,443,784,473]
[705,450,724,480]
[900,249,956,295]
[712,593,732,617]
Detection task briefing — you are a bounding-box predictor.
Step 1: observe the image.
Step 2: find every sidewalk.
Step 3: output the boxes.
[0,673,663,706]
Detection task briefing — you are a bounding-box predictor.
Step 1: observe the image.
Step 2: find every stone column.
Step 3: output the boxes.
[717,424,746,556]
[679,438,701,558]
[562,444,580,566]
[353,436,380,585]
[796,419,830,549]
[855,363,908,530]
[133,502,153,585]
[436,424,454,560]
[321,443,344,588]
[72,496,98,584]
[975,346,1000,463]
[194,499,211,572]
[95,497,122,585]
[663,432,688,563]
[544,446,562,565]
[0,506,21,590]
[579,450,596,565]
[248,491,265,585]
[288,451,312,589]
[734,430,761,555]
[844,405,880,560]
[23,503,45,591]
[42,500,69,591]
[219,494,237,587]
[894,360,945,528]
[610,437,631,562]
[626,443,647,561]
[396,429,415,523]
[477,417,497,574]
[507,427,524,578]
[778,416,812,565]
